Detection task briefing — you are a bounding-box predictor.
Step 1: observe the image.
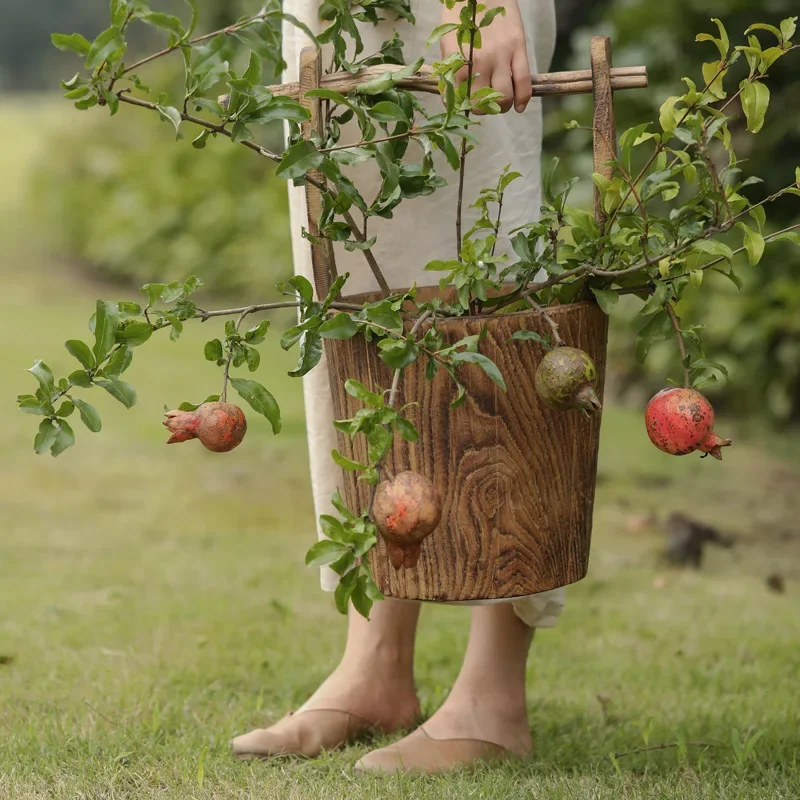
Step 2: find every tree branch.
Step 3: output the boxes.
[664,301,690,387]
[121,14,268,76]
[116,93,390,295]
[456,0,478,257]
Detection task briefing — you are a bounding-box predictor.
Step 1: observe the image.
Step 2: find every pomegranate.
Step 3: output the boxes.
[163,402,247,453]
[371,471,442,570]
[645,388,731,460]
[535,346,602,414]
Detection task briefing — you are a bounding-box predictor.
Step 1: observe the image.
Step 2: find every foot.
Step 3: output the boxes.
[232,661,420,760]
[354,725,514,775]
[421,687,532,756]
[355,685,531,773]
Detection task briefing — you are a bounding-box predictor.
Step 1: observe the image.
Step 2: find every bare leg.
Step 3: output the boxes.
[296,597,422,730]
[422,602,534,755]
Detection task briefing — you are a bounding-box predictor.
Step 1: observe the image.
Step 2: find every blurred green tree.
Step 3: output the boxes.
[547,0,800,423]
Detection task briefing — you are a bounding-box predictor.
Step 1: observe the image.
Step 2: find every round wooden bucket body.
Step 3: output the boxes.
[325,296,609,602]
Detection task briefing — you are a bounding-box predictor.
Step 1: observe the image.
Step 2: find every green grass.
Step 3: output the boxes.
[1,98,799,799]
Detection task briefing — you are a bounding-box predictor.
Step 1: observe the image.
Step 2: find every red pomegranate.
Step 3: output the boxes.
[645,388,731,460]
[163,402,247,453]
[371,471,442,570]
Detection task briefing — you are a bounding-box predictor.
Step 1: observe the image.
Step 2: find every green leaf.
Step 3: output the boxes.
[395,417,418,442]
[34,419,59,455]
[72,398,102,432]
[117,322,153,347]
[276,140,324,180]
[744,22,783,43]
[331,449,368,471]
[305,539,350,568]
[204,339,223,361]
[192,129,210,149]
[156,105,183,135]
[450,352,506,392]
[319,514,348,543]
[749,205,766,233]
[96,378,137,408]
[50,419,76,457]
[739,80,770,134]
[691,239,734,263]
[334,567,359,615]
[68,370,93,388]
[770,230,800,245]
[93,300,119,363]
[591,288,619,315]
[367,425,391,464]
[736,223,765,265]
[344,379,384,407]
[105,346,133,377]
[319,312,358,340]
[780,17,797,43]
[510,329,551,349]
[18,397,48,416]
[659,96,680,134]
[52,33,92,56]
[177,394,220,411]
[244,345,260,372]
[425,22,459,48]
[56,400,75,418]
[367,101,407,123]
[85,26,126,71]
[26,360,55,395]
[288,332,323,377]
[230,378,281,434]
[244,320,270,344]
[350,574,374,620]
[141,12,184,36]
[65,340,96,369]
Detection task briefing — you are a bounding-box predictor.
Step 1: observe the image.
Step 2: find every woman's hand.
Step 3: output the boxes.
[440,0,532,114]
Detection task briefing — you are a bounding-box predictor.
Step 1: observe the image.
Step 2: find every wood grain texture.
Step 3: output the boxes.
[298,46,336,299]
[325,299,609,601]
[591,36,617,224]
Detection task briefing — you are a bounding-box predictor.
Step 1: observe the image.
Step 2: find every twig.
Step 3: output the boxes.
[196,299,363,320]
[121,14,268,76]
[610,221,800,295]
[602,59,730,236]
[490,190,505,258]
[339,209,390,293]
[116,93,390,295]
[319,128,421,154]
[664,301,690,387]
[368,311,432,510]
[220,307,253,402]
[611,741,718,760]
[529,299,563,346]
[455,0,478,257]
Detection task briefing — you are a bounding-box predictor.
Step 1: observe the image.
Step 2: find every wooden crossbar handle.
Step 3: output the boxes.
[219,64,647,106]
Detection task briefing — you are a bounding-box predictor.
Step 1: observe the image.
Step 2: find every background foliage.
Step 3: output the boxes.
[5,0,800,421]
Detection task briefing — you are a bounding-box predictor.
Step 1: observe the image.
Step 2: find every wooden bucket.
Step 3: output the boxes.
[298,37,627,600]
[326,292,608,601]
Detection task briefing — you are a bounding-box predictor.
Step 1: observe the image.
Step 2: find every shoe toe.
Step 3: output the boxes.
[354,744,403,775]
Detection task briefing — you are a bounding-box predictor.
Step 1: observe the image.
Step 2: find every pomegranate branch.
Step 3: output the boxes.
[664,301,690,387]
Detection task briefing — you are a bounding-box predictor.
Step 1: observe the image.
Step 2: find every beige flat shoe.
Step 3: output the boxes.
[231,708,378,760]
[353,725,515,774]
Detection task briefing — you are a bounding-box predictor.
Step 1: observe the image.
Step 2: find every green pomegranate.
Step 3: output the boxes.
[535,346,602,414]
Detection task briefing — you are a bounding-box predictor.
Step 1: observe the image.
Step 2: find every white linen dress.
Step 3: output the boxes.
[282,0,565,627]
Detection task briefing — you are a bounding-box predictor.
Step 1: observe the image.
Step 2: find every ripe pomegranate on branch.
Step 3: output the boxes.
[18,2,800,616]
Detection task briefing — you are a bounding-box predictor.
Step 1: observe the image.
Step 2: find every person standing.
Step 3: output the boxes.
[233,0,564,773]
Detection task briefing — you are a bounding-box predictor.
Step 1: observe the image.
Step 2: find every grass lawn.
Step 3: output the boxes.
[1,98,799,799]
